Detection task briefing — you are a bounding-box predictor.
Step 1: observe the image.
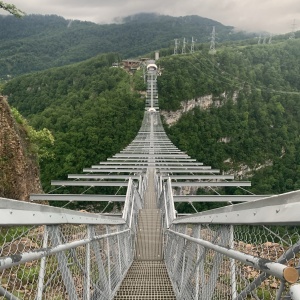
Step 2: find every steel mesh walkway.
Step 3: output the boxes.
[114,261,175,299]
[114,66,176,297]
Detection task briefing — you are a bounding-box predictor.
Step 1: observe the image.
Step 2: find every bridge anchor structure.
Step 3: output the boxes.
[1,61,300,299]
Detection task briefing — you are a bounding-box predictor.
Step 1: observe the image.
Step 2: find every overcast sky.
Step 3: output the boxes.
[2,0,300,34]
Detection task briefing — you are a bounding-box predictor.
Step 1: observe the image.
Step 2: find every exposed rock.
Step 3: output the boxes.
[224,159,273,179]
[218,137,231,143]
[0,96,42,200]
[160,91,238,126]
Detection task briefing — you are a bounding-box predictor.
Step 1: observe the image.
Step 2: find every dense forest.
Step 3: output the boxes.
[3,53,145,194]
[158,39,300,196]
[2,23,300,211]
[0,13,255,78]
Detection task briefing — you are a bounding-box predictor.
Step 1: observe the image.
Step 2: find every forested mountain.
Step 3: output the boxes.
[2,33,300,209]
[3,53,145,193]
[157,39,300,196]
[0,13,255,78]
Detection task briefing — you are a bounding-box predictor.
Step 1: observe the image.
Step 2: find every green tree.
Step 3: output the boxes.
[0,1,24,17]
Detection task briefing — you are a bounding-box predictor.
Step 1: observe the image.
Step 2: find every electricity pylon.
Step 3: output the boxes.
[289,19,296,40]
[258,34,261,44]
[209,26,216,55]
[191,37,195,53]
[174,39,179,55]
[182,38,186,54]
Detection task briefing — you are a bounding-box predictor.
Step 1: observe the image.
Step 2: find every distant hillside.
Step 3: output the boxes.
[0,13,255,78]
[3,53,145,192]
[157,39,300,196]
[3,38,300,206]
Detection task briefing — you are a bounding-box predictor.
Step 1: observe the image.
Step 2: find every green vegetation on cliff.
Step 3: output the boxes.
[158,39,300,195]
[0,97,43,200]
[3,33,300,209]
[4,53,145,191]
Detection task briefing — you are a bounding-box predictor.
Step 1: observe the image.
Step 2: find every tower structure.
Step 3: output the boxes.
[258,34,262,44]
[174,39,179,55]
[268,34,272,44]
[209,26,216,54]
[289,19,296,39]
[182,38,186,54]
[191,37,195,53]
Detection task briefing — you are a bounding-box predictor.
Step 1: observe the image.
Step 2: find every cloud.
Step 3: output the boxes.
[2,0,300,33]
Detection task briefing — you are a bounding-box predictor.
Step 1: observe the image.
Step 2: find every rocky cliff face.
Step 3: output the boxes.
[0,96,42,200]
[160,92,238,126]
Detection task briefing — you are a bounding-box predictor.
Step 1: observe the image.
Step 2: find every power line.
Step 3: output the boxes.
[183,48,300,96]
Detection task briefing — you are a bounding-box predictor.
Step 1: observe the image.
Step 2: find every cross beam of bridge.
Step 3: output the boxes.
[30,194,125,202]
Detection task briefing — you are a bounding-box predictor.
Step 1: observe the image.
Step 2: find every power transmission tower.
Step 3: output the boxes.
[191,37,195,53]
[257,34,261,44]
[268,34,272,44]
[182,38,186,54]
[209,26,216,55]
[289,19,296,39]
[174,39,179,55]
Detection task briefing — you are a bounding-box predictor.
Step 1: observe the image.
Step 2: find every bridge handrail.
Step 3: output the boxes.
[172,189,300,225]
[166,229,298,283]
[167,177,177,224]
[122,178,142,233]
[159,185,300,299]
[0,182,140,299]
[0,228,130,271]
[122,177,133,222]
[158,177,177,229]
[0,197,125,226]
[0,222,134,299]
[164,222,300,299]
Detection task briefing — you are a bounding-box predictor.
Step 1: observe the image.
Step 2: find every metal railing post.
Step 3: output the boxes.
[129,190,136,229]
[230,225,237,299]
[36,225,48,300]
[48,225,79,300]
[179,226,188,296]
[163,187,169,229]
[167,177,176,223]
[90,226,109,298]
[84,225,91,300]
[195,225,201,299]
[106,226,111,297]
[117,225,123,277]
[138,175,142,196]
[122,178,132,222]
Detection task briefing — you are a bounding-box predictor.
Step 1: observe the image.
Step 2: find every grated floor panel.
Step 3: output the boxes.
[114,168,176,299]
[114,261,176,300]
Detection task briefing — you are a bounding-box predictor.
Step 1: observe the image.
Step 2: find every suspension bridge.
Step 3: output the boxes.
[1,61,300,299]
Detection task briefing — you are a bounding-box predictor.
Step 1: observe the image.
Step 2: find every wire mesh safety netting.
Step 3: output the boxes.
[0,223,134,300]
[164,224,300,300]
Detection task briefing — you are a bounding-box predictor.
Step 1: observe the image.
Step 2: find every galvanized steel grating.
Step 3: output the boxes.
[114,261,176,299]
